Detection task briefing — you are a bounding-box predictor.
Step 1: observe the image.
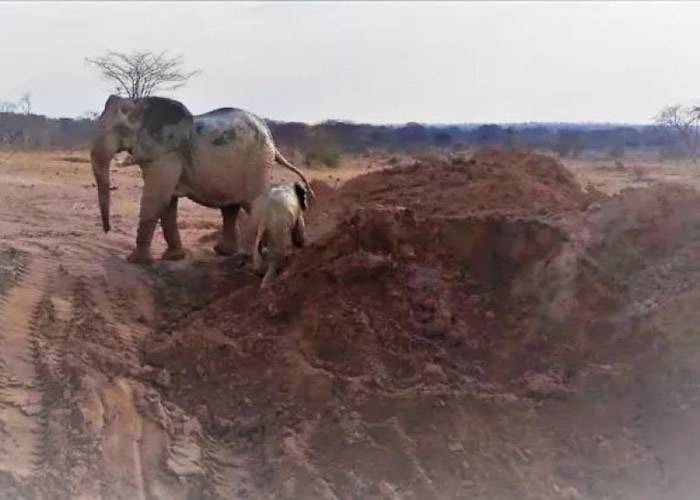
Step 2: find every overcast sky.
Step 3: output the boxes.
[1,1,699,124]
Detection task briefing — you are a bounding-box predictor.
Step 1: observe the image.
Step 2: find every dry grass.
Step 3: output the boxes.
[565,157,700,194]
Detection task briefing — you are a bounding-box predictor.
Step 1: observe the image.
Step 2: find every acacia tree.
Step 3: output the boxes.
[85,50,200,98]
[654,104,700,163]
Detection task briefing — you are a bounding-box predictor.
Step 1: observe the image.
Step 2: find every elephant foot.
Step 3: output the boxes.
[214,242,239,256]
[126,249,154,265]
[161,247,187,261]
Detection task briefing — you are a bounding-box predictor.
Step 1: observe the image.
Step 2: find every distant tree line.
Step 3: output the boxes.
[0,110,689,162]
[267,120,684,165]
[0,102,694,167]
[0,112,94,147]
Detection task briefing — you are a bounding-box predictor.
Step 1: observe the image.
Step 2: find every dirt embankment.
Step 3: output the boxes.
[2,149,700,499]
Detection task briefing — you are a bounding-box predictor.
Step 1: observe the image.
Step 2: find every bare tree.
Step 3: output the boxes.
[655,104,700,163]
[85,50,200,98]
[17,92,32,115]
[0,101,16,113]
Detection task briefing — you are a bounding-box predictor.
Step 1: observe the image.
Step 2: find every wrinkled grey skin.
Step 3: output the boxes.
[251,182,308,288]
[90,95,312,264]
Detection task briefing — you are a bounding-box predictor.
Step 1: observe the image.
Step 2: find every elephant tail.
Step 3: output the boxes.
[274,150,315,199]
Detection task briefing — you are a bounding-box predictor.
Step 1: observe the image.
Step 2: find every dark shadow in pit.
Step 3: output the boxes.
[101,252,260,332]
[145,253,260,330]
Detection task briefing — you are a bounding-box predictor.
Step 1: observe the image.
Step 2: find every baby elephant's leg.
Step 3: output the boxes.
[260,226,288,288]
[260,251,285,288]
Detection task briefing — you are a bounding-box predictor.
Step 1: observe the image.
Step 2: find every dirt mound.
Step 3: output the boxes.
[231,150,595,256]
[140,152,682,498]
[336,149,600,218]
[135,156,700,499]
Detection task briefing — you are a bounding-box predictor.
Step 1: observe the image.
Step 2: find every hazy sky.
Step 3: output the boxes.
[1,1,699,124]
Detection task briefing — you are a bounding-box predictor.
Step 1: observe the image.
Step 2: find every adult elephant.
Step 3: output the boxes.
[90,95,312,264]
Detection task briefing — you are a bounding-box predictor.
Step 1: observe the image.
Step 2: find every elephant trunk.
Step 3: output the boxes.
[90,136,116,233]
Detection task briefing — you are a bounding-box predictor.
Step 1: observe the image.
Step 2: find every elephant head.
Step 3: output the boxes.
[90,94,193,232]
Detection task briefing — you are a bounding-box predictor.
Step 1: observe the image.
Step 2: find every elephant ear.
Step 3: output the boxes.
[138,97,193,143]
[131,97,194,164]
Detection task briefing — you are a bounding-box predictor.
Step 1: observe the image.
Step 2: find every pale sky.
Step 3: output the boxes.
[1,1,699,124]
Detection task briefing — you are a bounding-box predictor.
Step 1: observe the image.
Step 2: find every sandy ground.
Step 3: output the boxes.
[0,148,699,499]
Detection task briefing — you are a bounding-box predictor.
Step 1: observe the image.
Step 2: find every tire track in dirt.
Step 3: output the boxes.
[92,282,142,358]
[64,278,152,500]
[201,434,253,499]
[59,261,184,499]
[0,258,50,478]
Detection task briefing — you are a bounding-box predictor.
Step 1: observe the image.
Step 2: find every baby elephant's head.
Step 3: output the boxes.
[293,182,310,210]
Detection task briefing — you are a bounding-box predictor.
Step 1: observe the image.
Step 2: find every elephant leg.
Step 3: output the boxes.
[214,205,241,256]
[128,161,182,264]
[160,197,186,261]
[128,219,158,264]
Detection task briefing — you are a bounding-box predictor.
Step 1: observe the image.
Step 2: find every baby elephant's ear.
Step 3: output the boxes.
[293,182,308,210]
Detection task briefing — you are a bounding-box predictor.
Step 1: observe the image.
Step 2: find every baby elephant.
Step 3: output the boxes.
[251,182,309,288]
